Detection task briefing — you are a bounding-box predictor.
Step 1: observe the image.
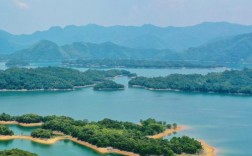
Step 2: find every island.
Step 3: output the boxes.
[0,149,38,156]
[5,59,30,68]
[0,67,136,91]
[0,113,205,156]
[0,125,14,136]
[62,59,222,69]
[94,80,125,90]
[129,68,252,95]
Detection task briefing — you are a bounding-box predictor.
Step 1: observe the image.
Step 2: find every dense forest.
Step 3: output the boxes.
[0,67,135,90]
[0,113,202,156]
[93,80,125,90]
[0,149,38,156]
[31,129,53,138]
[129,68,252,94]
[62,59,221,69]
[0,125,14,136]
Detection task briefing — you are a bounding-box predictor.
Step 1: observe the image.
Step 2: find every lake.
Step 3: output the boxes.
[0,66,251,156]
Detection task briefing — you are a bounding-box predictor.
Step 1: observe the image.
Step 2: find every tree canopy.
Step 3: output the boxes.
[0,67,135,90]
[0,113,202,156]
[0,125,14,136]
[129,68,252,94]
[0,149,38,156]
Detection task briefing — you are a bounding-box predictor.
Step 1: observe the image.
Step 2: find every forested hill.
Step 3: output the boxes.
[129,68,252,95]
[8,31,252,64]
[183,32,252,63]
[0,67,135,90]
[1,22,252,54]
[9,40,178,61]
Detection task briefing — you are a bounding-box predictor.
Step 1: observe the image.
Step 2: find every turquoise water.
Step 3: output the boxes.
[7,125,39,135]
[0,139,117,156]
[0,67,251,156]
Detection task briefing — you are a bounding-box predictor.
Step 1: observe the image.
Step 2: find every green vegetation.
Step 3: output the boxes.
[184,32,252,63]
[0,113,202,156]
[63,59,221,69]
[0,67,135,90]
[94,80,124,90]
[0,125,14,136]
[0,113,14,121]
[129,68,252,94]
[31,129,53,138]
[15,114,43,124]
[0,149,38,156]
[5,59,29,67]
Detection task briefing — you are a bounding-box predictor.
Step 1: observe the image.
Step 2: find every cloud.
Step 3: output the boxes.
[13,0,29,9]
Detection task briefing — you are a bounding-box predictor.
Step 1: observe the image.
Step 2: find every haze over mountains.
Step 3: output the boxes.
[9,40,177,61]
[1,22,252,53]
[1,22,252,64]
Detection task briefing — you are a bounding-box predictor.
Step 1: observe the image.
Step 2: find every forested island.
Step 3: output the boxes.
[5,59,30,67]
[0,67,136,91]
[63,59,221,69]
[0,113,202,156]
[94,80,125,90]
[129,68,252,94]
[0,125,13,136]
[0,149,38,156]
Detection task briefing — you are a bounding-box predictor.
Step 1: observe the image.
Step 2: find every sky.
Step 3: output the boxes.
[0,0,252,34]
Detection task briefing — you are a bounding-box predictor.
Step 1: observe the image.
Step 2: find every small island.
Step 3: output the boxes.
[129,68,252,95]
[0,149,38,156]
[62,59,222,69]
[0,113,204,156]
[5,59,30,68]
[0,67,136,91]
[94,80,125,90]
[0,125,14,136]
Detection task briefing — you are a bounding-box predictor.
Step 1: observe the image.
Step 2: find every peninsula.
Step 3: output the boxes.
[0,67,135,91]
[0,113,203,156]
[129,68,252,95]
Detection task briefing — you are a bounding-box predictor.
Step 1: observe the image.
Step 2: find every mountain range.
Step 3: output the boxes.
[9,40,178,61]
[7,32,252,63]
[1,22,252,64]
[1,22,252,54]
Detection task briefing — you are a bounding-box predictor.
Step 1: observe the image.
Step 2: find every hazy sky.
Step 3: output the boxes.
[1,0,252,34]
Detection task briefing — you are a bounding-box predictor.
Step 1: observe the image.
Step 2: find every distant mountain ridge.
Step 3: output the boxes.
[1,22,252,54]
[9,40,178,61]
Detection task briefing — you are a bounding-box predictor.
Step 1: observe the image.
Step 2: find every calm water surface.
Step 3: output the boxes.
[0,66,251,156]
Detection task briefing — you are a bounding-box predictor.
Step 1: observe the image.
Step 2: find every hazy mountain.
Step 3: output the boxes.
[10,40,68,61]
[9,40,179,61]
[1,22,252,54]
[184,32,252,63]
[9,32,252,63]
[0,30,23,54]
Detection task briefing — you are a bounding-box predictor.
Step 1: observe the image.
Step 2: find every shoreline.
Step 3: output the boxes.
[148,125,187,139]
[147,126,216,156]
[0,122,216,156]
[0,121,43,127]
[130,85,251,96]
[198,140,216,156]
[0,84,95,92]
[0,135,139,156]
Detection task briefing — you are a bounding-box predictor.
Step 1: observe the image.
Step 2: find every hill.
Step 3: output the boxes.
[9,40,178,61]
[184,32,252,63]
